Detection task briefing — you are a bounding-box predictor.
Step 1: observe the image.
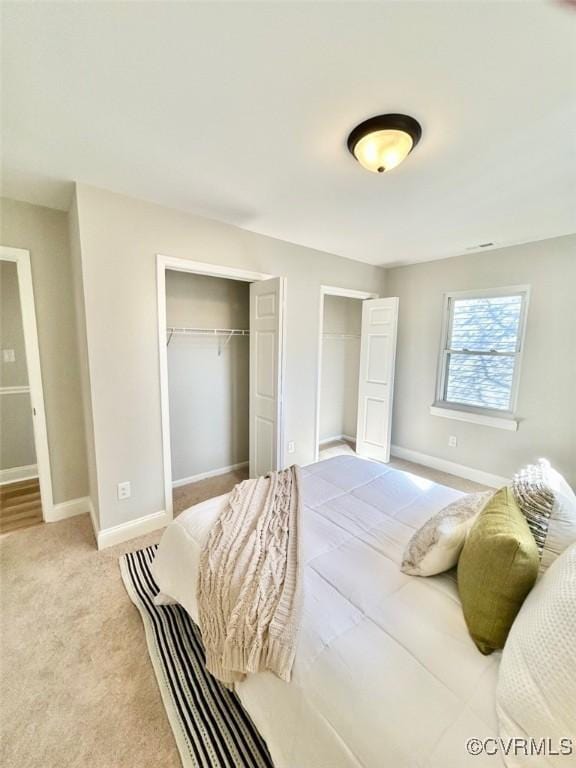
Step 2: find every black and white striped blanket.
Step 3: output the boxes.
[120,545,274,768]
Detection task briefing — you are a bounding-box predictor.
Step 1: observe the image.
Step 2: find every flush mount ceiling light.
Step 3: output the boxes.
[347,114,422,174]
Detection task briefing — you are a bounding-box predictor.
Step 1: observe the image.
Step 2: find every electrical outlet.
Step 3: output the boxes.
[117,481,131,500]
[287,441,295,454]
[2,349,15,363]
[448,435,458,448]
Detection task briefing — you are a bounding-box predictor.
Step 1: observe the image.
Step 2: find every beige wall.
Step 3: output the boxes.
[1,261,29,386]
[166,271,249,481]
[0,198,89,503]
[74,184,386,529]
[319,295,362,442]
[68,195,100,521]
[385,234,576,486]
[0,394,36,470]
[0,261,36,470]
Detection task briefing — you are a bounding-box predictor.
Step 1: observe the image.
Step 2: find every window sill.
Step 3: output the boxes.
[430,405,518,431]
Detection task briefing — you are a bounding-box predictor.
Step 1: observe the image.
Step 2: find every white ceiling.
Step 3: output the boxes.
[1,1,575,266]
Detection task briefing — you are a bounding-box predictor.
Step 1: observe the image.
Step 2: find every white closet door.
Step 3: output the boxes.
[249,277,285,477]
[355,297,399,463]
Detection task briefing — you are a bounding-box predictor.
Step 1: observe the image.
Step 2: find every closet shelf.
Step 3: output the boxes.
[166,327,250,349]
[166,327,250,336]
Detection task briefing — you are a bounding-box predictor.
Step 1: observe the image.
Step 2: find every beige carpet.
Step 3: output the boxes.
[0,469,245,768]
[173,466,249,515]
[0,461,487,767]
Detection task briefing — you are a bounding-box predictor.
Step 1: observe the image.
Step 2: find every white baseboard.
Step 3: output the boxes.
[48,496,92,522]
[0,464,38,486]
[390,445,509,489]
[97,509,171,550]
[172,461,248,488]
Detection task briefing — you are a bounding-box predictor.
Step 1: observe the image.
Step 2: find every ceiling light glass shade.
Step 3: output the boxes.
[353,129,413,173]
[347,114,422,174]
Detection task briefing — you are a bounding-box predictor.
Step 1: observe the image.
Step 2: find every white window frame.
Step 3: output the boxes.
[431,285,530,431]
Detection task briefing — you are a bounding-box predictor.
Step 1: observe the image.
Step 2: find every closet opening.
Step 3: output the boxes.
[317,293,363,461]
[157,256,286,521]
[165,271,250,515]
[315,286,400,465]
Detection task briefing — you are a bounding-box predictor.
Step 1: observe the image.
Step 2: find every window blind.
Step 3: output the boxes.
[442,294,524,412]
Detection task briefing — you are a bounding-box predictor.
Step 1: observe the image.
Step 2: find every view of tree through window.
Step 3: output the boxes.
[443,294,524,411]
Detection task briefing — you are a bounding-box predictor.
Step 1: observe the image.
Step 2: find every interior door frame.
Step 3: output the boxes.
[156,254,286,519]
[0,246,54,520]
[314,285,379,462]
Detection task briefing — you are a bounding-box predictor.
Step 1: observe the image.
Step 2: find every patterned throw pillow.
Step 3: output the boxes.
[512,459,576,573]
[401,491,493,577]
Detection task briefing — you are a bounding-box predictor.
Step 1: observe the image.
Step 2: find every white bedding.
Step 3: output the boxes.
[153,455,502,768]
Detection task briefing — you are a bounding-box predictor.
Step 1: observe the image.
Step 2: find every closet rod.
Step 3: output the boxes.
[166,327,250,349]
[166,327,250,335]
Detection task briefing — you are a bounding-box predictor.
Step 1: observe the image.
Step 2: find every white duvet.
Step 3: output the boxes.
[153,455,502,768]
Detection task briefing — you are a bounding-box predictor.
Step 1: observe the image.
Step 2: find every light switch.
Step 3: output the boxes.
[2,349,15,363]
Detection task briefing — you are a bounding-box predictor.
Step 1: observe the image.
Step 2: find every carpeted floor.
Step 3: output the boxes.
[0,469,246,768]
[173,467,249,515]
[0,512,176,768]
[0,459,487,767]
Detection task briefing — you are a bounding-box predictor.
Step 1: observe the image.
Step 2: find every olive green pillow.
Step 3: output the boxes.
[457,487,539,654]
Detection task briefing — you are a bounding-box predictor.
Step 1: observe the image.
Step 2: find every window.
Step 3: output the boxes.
[434,287,529,424]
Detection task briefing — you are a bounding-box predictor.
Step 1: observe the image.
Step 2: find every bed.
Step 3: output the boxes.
[152,455,503,768]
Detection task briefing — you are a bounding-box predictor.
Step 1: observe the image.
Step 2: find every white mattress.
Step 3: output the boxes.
[153,455,502,768]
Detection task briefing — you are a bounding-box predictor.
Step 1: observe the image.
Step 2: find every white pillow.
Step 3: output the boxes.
[496,542,576,767]
[400,491,492,576]
[513,459,576,573]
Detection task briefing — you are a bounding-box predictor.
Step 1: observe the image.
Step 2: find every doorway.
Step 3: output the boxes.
[165,270,250,515]
[157,256,286,520]
[0,247,53,531]
[317,294,363,459]
[315,286,399,465]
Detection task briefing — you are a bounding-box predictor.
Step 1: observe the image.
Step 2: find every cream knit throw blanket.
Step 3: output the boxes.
[197,465,302,686]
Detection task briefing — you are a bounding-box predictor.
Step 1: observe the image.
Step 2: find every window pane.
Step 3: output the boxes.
[445,353,515,410]
[449,295,523,353]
